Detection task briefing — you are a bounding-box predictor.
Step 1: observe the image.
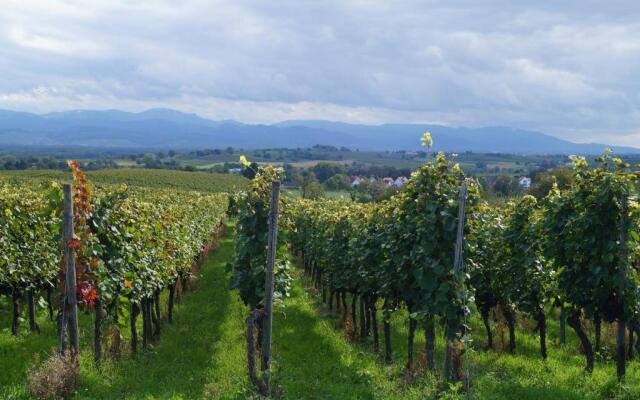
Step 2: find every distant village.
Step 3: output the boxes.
[350,175,409,188]
[229,167,535,192]
[349,175,532,189]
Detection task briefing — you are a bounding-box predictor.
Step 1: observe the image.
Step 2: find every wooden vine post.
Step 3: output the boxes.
[261,180,281,393]
[617,195,628,380]
[444,183,467,382]
[60,183,80,355]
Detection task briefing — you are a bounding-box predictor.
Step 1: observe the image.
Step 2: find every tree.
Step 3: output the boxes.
[289,172,304,188]
[324,174,351,191]
[302,182,325,199]
[351,180,396,203]
[493,175,520,197]
[302,172,324,199]
[312,163,346,182]
[529,167,572,200]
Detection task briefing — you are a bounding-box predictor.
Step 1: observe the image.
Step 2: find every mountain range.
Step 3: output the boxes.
[0,108,636,154]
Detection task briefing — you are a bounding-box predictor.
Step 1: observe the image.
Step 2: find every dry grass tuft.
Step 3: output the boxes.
[26,351,79,400]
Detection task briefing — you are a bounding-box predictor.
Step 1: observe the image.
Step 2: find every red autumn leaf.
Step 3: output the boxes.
[67,237,81,250]
[79,284,98,307]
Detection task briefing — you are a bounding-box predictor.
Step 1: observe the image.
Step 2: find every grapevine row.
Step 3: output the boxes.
[284,151,640,380]
[288,154,478,380]
[0,163,229,360]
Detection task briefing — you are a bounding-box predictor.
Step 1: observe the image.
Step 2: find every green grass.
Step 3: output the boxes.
[270,275,438,399]
[0,168,247,193]
[2,225,640,399]
[278,270,640,399]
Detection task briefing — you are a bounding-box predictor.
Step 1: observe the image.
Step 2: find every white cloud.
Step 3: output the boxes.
[7,26,108,57]
[0,1,639,145]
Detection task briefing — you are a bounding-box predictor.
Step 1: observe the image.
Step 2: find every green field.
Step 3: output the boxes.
[0,168,248,193]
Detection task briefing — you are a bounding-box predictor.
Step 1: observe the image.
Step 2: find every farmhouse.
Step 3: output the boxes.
[382,177,394,187]
[394,176,409,187]
[519,176,532,188]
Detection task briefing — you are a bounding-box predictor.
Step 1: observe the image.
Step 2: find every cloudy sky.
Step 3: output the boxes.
[1,1,639,144]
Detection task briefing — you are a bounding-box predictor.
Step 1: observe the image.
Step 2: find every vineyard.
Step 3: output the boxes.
[0,168,248,193]
[0,163,229,398]
[3,151,640,399]
[227,150,640,398]
[287,153,479,381]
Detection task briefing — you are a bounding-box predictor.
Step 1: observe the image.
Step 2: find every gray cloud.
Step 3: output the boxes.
[1,0,639,144]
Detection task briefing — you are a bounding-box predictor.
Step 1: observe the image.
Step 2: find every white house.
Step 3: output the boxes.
[519,176,532,189]
[394,176,409,187]
[382,177,394,187]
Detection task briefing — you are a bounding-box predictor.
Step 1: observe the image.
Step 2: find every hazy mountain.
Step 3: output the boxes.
[275,120,640,154]
[0,109,637,154]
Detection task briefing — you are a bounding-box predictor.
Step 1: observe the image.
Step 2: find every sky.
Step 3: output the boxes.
[1,0,640,145]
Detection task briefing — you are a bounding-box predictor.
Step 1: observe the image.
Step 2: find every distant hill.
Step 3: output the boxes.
[0,108,636,154]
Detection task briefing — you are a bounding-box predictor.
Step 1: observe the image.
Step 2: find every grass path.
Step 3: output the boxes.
[76,223,249,399]
[272,274,441,400]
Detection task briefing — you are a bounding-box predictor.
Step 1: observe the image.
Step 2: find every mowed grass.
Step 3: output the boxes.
[284,269,640,399]
[2,226,640,399]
